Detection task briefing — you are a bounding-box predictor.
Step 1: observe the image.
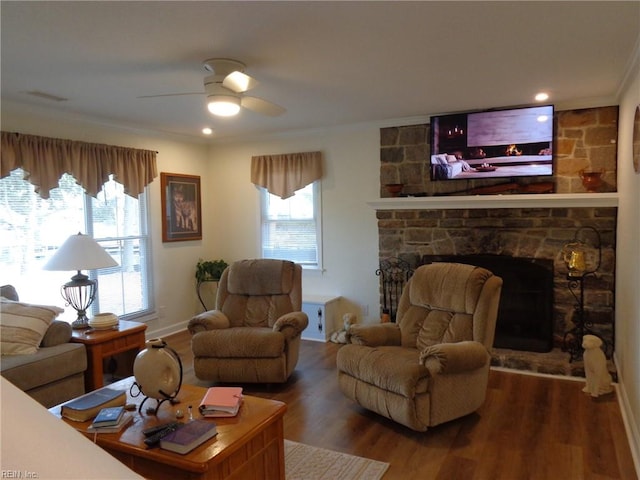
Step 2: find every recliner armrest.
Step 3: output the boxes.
[419,341,489,376]
[273,312,308,339]
[347,323,401,347]
[188,310,230,334]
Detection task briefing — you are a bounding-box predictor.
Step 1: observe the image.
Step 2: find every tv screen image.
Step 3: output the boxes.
[430,105,554,181]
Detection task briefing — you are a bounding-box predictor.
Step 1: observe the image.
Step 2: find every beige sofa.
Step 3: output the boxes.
[188,259,308,383]
[337,263,502,431]
[0,285,87,408]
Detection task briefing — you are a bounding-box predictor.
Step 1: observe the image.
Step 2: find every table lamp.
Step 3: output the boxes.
[43,232,118,329]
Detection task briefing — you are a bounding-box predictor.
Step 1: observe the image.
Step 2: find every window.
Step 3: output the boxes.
[260,181,322,269]
[0,169,153,322]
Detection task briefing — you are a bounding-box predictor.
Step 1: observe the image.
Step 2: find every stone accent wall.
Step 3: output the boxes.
[376,206,617,349]
[555,107,619,192]
[376,106,619,376]
[380,106,618,197]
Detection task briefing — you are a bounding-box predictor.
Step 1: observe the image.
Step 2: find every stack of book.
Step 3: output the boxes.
[87,406,133,433]
[198,386,243,418]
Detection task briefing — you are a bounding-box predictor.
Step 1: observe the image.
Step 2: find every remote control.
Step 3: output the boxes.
[143,421,180,437]
[143,423,184,447]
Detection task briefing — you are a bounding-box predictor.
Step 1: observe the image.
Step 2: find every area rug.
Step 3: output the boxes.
[285,439,389,480]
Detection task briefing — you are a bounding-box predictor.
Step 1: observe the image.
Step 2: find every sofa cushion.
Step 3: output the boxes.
[0,342,87,393]
[0,299,64,355]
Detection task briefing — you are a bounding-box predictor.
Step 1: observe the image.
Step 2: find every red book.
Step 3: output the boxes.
[198,387,243,417]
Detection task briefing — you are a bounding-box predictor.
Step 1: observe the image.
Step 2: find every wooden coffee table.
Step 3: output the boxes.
[49,377,287,480]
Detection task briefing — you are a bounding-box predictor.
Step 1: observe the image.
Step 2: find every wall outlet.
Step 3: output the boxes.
[158,306,166,319]
[360,304,369,316]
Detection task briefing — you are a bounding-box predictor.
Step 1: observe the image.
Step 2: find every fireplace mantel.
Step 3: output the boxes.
[367,192,618,210]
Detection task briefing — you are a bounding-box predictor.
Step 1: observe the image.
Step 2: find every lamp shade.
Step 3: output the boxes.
[43,233,118,271]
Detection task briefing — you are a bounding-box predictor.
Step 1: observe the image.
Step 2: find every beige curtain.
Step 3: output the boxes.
[251,151,322,199]
[1,131,158,199]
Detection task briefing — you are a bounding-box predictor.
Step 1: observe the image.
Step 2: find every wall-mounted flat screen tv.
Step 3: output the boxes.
[430,104,554,181]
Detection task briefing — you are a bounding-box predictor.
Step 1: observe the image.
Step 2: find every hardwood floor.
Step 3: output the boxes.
[165,330,637,479]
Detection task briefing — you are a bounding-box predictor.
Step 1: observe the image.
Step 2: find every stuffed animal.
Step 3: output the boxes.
[330,313,355,344]
[582,334,613,397]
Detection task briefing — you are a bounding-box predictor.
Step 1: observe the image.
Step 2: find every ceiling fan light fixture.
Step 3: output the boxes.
[207,95,241,116]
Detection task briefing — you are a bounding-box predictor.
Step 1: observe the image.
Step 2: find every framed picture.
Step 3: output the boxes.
[160,172,202,242]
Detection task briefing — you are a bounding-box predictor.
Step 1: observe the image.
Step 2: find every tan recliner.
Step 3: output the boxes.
[337,262,502,431]
[188,259,308,383]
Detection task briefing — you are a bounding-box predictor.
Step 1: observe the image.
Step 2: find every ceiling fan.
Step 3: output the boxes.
[138,58,285,117]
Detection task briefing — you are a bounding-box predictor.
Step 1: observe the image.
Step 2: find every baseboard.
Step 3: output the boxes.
[490,366,586,382]
[613,353,640,476]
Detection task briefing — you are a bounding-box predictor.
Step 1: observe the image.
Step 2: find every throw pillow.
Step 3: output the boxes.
[0,285,19,301]
[0,299,64,355]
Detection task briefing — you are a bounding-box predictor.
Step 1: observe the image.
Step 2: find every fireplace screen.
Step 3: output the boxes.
[376,257,413,322]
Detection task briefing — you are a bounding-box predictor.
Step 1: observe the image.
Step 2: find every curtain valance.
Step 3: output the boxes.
[1,131,158,199]
[250,151,322,199]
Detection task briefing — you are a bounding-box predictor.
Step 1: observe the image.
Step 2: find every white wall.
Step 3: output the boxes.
[614,53,640,467]
[207,125,381,325]
[1,101,211,335]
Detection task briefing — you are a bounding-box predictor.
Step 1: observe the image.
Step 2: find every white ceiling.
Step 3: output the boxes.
[2,1,639,142]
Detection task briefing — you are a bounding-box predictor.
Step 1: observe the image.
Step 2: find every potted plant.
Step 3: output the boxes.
[195,259,228,310]
[195,259,228,283]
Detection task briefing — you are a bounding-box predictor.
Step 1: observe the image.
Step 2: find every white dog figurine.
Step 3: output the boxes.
[582,334,613,397]
[330,313,355,344]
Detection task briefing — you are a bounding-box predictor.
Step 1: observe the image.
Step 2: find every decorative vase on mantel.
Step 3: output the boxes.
[579,169,604,193]
[384,183,404,197]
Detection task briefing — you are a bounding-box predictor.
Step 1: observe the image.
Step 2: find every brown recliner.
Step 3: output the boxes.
[337,262,502,431]
[188,259,308,383]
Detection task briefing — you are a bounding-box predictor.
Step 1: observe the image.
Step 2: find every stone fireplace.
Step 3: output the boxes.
[374,106,619,377]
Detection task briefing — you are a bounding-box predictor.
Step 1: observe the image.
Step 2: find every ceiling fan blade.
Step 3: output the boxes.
[222,71,258,93]
[241,96,286,117]
[137,92,203,99]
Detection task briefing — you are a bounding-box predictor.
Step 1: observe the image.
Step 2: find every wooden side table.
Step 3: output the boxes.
[71,320,147,391]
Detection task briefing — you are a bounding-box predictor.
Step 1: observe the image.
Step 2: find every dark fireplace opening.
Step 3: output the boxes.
[420,254,554,353]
